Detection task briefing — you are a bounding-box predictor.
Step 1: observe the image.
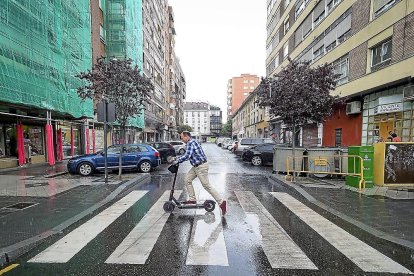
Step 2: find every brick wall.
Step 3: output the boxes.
[393,12,414,63]
[349,42,367,81]
[351,0,370,34]
[90,0,105,64]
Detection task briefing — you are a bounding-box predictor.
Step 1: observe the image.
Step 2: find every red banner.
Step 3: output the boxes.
[56,129,64,161]
[92,129,96,153]
[85,128,90,154]
[70,126,74,157]
[16,124,25,166]
[46,124,55,165]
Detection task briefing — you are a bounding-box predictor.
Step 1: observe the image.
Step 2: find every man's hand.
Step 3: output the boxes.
[172,160,179,165]
[167,156,177,164]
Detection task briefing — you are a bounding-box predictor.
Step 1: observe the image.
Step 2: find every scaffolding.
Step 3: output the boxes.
[106,0,144,128]
[0,0,93,118]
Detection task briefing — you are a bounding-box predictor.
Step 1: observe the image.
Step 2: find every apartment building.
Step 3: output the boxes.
[0,0,92,168]
[266,0,414,146]
[209,106,223,136]
[227,74,260,119]
[232,88,269,139]
[184,102,211,136]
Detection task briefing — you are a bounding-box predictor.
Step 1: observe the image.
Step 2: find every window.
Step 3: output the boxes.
[332,55,349,85]
[371,39,392,70]
[285,0,291,9]
[327,0,341,13]
[243,92,248,96]
[283,42,289,58]
[243,80,248,83]
[250,86,255,89]
[313,46,324,59]
[373,0,396,18]
[295,0,306,19]
[284,17,290,34]
[335,129,342,146]
[243,86,248,89]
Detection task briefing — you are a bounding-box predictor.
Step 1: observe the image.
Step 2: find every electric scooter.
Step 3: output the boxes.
[163,163,216,213]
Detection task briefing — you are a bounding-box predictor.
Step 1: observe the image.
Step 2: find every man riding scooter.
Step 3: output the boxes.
[171,131,227,215]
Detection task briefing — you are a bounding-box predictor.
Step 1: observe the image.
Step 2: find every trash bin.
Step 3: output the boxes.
[304,147,340,178]
[273,146,304,173]
[346,146,374,188]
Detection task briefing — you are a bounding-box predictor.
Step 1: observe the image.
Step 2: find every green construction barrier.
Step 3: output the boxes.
[346,146,374,188]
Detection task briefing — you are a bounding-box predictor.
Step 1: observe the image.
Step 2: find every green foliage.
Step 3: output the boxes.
[221,119,232,136]
[177,124,193,133]
[257,59,338,127]
[76,57,153,128]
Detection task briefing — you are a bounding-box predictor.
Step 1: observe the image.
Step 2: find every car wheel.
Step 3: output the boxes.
[179,148,185,155]
[139,160,152,173]
[251,156,263,166]
[77,162,93,176]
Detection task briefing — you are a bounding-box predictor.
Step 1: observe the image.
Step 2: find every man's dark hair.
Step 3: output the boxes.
[182,131,191,137]
[391,133,397,138]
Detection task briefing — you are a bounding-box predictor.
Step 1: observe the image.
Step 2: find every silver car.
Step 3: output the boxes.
[234,138,275,157]
[166,141,186,155]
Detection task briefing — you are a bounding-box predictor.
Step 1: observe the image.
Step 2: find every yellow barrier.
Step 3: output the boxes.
[285,154,366,190]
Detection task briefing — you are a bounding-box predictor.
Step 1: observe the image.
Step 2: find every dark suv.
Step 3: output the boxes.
[146,142,176,163]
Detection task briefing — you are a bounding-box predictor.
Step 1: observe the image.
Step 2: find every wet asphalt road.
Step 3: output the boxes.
[6,143,414,275]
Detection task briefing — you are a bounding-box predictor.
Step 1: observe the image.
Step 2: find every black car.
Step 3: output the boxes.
[146,142,176,163]
[242,143,275,166]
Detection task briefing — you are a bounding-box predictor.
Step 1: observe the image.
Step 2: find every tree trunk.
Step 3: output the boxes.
[118,126,125,180]
[292,124,296,182]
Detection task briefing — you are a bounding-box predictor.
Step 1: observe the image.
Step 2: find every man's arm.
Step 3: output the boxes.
[177,141,194,163]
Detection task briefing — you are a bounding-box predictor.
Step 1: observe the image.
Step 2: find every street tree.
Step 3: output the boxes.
[257,59,338,180]
[221,119,232,137]
[76,57,153,178]
[177,124,193,134]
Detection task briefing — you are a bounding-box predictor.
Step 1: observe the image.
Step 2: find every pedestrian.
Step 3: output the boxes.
[391,132,401,142]
[172,131,227,215]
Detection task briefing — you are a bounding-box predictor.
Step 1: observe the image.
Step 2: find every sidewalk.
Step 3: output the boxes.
[0,162,151,267]
[269,174,414,251]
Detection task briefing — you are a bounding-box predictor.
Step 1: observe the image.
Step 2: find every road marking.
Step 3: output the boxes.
[235,191,317,270]
[0,264,19,275]
[271,192,413,274]
[186,207,228,266]
[105,190,183,264]
[29,190,147,263]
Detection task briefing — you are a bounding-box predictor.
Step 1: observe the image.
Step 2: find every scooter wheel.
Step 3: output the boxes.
[203,200,215,212]
[163,201,175,213]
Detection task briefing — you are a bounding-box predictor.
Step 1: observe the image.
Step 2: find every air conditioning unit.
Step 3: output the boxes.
[346,101,361,115]
[403,85,414,101]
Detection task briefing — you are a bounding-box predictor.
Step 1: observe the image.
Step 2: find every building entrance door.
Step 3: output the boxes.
[379,121,394,141]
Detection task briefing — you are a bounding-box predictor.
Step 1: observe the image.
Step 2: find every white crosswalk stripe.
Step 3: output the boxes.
[271,192,413,274]
[235,191,318,270]
[29,190,148,263]
[105,190,183,264]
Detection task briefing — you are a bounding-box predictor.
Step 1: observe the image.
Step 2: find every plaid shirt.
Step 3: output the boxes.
[177,139,207,166]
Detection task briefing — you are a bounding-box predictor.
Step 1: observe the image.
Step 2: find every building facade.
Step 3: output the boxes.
[266,0,414,146]
[209,106,223,136]
[232,88,269,139]
[184,102,211,136]
[227,74,260,119]
[0,0,93,168]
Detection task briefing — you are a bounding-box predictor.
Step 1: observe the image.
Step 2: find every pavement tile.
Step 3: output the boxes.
[374,187,388,196]
[385,189,398,199]
[396,190,409,199]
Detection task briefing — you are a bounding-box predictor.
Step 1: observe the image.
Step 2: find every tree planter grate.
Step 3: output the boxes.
[3,202,38,210]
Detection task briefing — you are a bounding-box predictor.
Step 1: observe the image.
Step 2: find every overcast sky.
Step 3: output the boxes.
[168,0,267,121]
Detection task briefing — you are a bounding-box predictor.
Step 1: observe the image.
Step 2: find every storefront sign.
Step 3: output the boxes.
[374,103,403,114]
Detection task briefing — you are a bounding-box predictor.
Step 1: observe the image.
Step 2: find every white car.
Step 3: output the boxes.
[166,141,186,155]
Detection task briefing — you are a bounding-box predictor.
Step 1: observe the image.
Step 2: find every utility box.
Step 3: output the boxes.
[346,146,374,188]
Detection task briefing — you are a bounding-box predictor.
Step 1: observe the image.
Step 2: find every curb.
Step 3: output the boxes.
[268,174,414,251]
[0,173,151,267]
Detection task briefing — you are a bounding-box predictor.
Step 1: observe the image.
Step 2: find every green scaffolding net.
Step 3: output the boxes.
[106,0,144,128]
[0,0,93,119]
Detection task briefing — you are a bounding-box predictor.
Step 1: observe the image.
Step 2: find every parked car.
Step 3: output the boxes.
[222,139,233,150]
[234,138,275,157]
[67,144,161,176]
[242,143,275,166]
[216,137,226,147]
[166,141,186,155]
[146,142,176,163]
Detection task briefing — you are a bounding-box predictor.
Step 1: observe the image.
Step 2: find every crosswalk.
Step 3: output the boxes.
[28,190,413,274]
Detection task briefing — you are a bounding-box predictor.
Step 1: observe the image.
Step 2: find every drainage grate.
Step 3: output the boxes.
[3,202,38,210]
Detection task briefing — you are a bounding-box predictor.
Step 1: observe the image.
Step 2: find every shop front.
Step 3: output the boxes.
[362,86,414,145]
[60,124,82,158]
